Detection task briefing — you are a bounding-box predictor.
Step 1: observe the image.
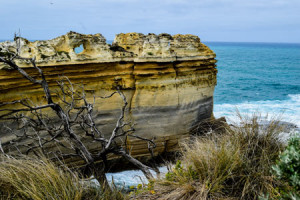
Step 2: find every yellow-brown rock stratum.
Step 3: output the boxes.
[0,32,217,166]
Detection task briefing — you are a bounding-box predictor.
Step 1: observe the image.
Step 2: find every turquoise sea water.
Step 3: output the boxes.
[204,42,300,126]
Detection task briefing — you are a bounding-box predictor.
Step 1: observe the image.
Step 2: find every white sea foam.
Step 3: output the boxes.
[101,166,168,188]
[214,94,300,127]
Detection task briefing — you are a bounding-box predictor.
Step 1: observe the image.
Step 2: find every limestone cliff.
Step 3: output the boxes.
[0,32,217,167]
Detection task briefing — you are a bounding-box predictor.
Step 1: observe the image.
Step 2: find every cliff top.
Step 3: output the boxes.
[0,32,215,68]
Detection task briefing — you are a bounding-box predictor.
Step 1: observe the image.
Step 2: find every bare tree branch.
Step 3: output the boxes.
[0,38,157,189]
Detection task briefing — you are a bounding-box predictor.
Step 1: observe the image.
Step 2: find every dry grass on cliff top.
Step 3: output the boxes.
[0,156,126,200]
[0,156,85,200]
[133,113,287,200]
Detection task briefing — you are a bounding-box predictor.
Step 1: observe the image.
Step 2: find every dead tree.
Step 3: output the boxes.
[0,37,157,189]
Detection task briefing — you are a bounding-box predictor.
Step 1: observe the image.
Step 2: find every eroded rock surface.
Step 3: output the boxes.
[0,32,217,167]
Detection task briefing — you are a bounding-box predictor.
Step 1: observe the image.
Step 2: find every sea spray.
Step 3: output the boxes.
[214,94,300,128]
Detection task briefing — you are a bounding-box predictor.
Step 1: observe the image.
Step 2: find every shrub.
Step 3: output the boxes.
[147,52,153,55]
[271,134,300,199]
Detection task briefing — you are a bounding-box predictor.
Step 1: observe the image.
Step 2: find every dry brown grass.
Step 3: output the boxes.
[138,113,286,200]
[0,156,127,200]
[0,156,84,200]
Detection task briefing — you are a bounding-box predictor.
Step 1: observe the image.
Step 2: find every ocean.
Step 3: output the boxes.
[1,39,300,186]
[205,42,300,127]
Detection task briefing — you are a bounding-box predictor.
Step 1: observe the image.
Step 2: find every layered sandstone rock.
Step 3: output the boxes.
[0,32,217,167]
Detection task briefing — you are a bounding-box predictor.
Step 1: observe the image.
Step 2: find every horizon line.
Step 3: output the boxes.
[202,41,300,45]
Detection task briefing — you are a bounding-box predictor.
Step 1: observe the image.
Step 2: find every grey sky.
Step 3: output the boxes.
[1,0,300,43]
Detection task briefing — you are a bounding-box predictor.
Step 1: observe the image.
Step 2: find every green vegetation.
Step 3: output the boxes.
[266,134,299,199]
[147,52,153,56]
[273,135,300,191]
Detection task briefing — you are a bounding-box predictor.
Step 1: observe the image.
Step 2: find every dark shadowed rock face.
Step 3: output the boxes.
[0,32,217,166]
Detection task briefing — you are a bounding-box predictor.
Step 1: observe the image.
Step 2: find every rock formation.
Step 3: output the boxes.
[0,32,217,167]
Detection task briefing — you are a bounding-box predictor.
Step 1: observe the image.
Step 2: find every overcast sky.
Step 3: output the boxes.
[1,0,300,43]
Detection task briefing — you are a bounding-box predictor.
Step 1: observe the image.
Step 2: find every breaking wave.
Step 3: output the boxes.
[214,94,300,127]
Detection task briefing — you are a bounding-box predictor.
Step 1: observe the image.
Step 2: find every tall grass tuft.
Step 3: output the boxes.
[0,156,84,200]
[146,113,287,200]
[229,112,285,199]
[0,156,128,200]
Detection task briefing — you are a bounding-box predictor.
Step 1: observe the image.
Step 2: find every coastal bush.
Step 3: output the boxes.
[137,113,286,200]
[270,134,300,199]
